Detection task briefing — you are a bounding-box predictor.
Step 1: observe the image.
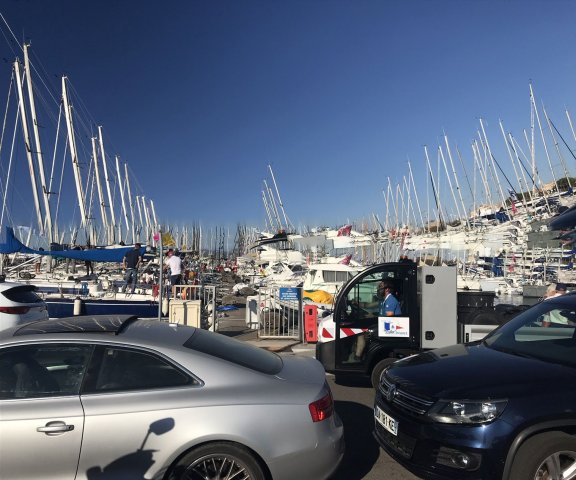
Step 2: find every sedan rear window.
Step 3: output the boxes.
[2,286,43,304]
[184,328,283,375]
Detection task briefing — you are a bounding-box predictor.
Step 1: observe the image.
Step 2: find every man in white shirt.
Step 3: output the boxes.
[164,249,183,298]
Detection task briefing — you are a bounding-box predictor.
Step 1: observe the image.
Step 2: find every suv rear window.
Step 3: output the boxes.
[2,286,43,304]
[184,328,283,375]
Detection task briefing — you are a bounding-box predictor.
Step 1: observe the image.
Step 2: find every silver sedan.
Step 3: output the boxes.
[0,315,344,480]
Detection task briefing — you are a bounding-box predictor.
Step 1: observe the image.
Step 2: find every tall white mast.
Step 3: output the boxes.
[408,160,425,230]
[125,163,135,244]
[268,164,291,232]
[62,76,88,227]
[479,118,509,216]
[507,132,535,206]
[261,190,274,231]
[263,180,282,231]
[443,134,469,228]
[136,195,144,239]
[424,146,442,229]
[98,126,116,243]
[23,44,53,245]
[142,196,152,241]
[543,105,571,190]
[91,137,108,232]
[115,155,129,241]
[566,109,576,144]
[438,145,463,223]
[530,84,559,195]
[14,60,44,233]
[150,199,158,229]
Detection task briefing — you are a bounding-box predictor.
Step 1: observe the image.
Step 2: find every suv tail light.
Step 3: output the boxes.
[309,392,334,422]
[0,306,31,314]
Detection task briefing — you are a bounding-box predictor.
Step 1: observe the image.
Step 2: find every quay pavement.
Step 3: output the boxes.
[215,304,315,356]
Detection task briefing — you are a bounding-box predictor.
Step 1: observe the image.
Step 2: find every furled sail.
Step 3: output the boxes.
[0,226,143,262]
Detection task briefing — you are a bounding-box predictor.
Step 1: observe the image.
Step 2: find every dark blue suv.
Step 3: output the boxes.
[374,293,576,480]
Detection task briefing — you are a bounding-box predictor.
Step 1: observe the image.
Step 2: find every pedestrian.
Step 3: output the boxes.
[122,243,143,294]
[84,245,94,276]
[164,248,183,298]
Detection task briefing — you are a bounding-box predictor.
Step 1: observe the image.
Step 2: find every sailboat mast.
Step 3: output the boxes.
[115,156,129,239]
[479,118,510,216]
[443,135,469,228]
[268,165,291,231]
[14,60,44,234]
[408,160,425,230]
[438,144,463,222]
[91,137,108,232]
[530,84,559,195]
[62,76,88,228]
[565,109,576,144]
[124,163,135,243]
[23,44,53,245]
[543,105,572,190]
[97,126,116,243]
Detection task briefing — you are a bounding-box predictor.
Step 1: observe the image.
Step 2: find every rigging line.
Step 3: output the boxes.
[509,135,539,187]
[0,69,14,157]
[549,117,576,163]
[0,101,20,227]
[0,17,61,109]
[489,151,517,192]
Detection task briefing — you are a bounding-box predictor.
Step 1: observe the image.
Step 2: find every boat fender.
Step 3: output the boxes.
[162,298,169,316]
[73,297,83,316]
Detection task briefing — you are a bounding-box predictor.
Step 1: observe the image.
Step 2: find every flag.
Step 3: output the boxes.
[337,225,352,236]
[161,232,176,246]
[508,189,518,201]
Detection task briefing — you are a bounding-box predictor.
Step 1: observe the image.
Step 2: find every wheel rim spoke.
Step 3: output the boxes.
[539,452,576,480]
[185,454,252,480]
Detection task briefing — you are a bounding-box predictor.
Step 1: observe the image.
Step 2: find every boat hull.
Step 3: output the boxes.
[46,297,159,318]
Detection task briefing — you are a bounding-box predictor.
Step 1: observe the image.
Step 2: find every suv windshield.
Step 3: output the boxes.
[484,298,576,367]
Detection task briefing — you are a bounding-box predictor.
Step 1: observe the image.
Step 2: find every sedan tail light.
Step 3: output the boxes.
[309,392,334,422]
[0,306,31,314]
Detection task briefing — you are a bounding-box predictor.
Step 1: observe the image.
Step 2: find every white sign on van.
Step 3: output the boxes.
[378,316,410,338]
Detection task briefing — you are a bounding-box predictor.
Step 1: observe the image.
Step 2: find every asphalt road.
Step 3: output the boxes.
[326,374,420,480]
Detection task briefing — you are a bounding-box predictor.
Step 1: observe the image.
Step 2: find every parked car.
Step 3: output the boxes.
[0,315,344,480]
[0,281,48,330]
[374,293,576,480]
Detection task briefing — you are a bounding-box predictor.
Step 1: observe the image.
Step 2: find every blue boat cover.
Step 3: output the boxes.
[216,305,240,311]
[0,227,144,262]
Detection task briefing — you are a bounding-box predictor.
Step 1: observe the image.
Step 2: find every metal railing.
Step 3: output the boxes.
[172,284,217,331]
[257,286,302,340]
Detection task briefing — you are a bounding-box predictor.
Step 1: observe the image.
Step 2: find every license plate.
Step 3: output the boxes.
[375,405,398,436]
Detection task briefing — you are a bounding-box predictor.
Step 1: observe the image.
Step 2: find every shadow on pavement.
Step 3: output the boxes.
[331,400,380,480]
[334,375,373,389]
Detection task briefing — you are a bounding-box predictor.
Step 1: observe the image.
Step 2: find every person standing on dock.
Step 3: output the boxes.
[122,243,143,294]
[164,248,183,298]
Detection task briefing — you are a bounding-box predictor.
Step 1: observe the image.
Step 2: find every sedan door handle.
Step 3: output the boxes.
[37,421,75,434]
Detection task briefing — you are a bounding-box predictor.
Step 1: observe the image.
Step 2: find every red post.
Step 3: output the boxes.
[304,305,318,343]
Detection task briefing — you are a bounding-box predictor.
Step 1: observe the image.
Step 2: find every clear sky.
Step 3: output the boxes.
[1,0,576,236]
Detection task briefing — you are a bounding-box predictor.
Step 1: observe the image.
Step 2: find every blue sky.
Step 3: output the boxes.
[1,0,576,236]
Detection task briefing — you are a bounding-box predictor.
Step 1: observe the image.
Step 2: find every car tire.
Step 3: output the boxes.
[168,441,266,480]
[509,431,576,480]
[371,358,397,389]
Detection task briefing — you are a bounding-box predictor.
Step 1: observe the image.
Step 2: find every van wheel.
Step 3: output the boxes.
[509,431,576,479]
[168,442,266,480]
[371,358,397,389]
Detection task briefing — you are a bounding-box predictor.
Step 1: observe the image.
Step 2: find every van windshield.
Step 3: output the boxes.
[484,299,576,367]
